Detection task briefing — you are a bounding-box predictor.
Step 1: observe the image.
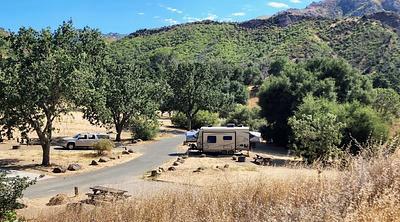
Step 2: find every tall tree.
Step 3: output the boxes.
[168,62,222,130]
[0,22,106,166]
[82,59,165,141]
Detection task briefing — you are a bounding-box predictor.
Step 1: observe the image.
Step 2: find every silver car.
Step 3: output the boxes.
[61,133,111,150]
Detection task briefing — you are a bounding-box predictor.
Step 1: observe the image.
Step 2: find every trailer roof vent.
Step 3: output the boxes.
[227,123,235,128]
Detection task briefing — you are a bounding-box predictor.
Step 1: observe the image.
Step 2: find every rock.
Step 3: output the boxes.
[177,157,185,164]
[168,166,176,171]
[47,194,70,206]
[12,145,21,150]
[136,139,143,142]
[52,167,66,174]
[90,160,98,166]
[128,149,134,153]
[150,170,161,177]
[122,150,130,155]
[177,157,182,161]
[98,157,110,163]
[158,167,165,172]
[39,174,45,178]
[67,163,81,171]
[132,140,138,144]
[173,161,180,166]
[232,156,237,161]
[118,155,121,159]
[193,167,205,173]
[224,164,230,169]
[109,156,116,160]
[200,154,207,158]
[182,155,188,159]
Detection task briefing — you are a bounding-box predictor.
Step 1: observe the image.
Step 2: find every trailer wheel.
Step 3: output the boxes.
[227,150,235,155]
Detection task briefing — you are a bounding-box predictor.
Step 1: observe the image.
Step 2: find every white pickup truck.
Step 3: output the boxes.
[61,133,111,150]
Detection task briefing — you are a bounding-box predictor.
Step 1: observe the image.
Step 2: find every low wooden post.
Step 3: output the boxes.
[74,187,79,196]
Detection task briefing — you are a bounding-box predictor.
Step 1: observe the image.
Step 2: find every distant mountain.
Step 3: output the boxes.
[283,0,400,18]
[102,32,127,41]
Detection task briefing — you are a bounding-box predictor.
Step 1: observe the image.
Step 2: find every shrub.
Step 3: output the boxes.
[171,111,219,130]
[224,105,267,131]
[131,117,159,141]
[93,139,114,156]
[0,173,35,220]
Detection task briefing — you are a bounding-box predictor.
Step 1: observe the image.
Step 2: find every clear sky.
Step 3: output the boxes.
[0,0,315,34]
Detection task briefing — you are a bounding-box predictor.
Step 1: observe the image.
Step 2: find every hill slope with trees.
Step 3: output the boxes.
[114,17,400,91]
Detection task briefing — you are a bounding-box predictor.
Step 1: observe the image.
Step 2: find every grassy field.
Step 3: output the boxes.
[29,138,400,222]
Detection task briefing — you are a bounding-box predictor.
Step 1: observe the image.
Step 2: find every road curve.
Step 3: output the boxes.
[24,135,184,199]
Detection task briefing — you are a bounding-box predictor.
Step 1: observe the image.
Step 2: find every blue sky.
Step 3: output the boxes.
[0,0,315,34]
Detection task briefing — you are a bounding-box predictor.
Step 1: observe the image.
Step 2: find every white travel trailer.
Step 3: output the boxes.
[192,126,250,154]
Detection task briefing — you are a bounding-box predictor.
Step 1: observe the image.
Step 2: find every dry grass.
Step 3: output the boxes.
[32,141,400,222]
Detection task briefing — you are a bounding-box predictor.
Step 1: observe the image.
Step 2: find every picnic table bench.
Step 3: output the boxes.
[86,186,131,202]
[253,154,272,166]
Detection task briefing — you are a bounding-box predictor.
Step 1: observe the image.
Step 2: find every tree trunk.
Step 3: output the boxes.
[187,115,192,131]
[41,140,51,166]
[116,125,123,142]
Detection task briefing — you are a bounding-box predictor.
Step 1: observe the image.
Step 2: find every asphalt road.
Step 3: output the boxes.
[24,135,184,199]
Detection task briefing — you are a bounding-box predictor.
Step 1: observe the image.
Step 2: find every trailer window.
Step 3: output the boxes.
[223,136,233,141]
[207,136,217,143]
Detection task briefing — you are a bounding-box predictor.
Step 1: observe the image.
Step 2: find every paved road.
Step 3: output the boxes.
[24,135,184,199]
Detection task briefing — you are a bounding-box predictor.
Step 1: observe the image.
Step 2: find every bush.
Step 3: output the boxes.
[224,105,267,131]
[171,111,219,130]
[93,139,114,156]
[0,173,35,220]
[289,96,390,161]
[131,117,159,141]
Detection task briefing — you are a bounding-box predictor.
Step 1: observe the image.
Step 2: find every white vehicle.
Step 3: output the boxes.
[61,133,111,150]
[192,126,250,154]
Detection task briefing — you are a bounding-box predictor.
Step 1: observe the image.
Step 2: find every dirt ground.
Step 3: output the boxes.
[152,144,335,187]
[0,112,181,177]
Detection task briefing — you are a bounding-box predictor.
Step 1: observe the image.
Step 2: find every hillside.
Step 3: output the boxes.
[283,0,400,18]
[113,17,400,90]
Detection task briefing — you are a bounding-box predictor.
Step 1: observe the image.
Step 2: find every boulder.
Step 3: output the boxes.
[173,161,180,166]
[150,170,161,177]
[128,149,134,153]
[136,139,143,142]
[90,160,98,166]
[168,166,176,171]
[109,156,116,160]
[98,157,110,163]
[122,150,130,155]
[158,167,165,172]
[200,154,207,158]
[224,164,230,169]
[52,166,66,174]
[47,194,70,206]
[232,156,237,161]
[67,163,81,171]
[193,167,205,173]
[182,155,188,159]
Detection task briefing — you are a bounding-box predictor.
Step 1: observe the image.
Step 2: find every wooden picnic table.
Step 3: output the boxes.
[87,186,130,201]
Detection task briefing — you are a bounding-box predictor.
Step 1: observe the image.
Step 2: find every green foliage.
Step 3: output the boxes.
[82,57,166,141]
[0,21,106,166]
[259,58,373,144]
[130,117,159,141]
[93,139,114,156]
[172,111,219,130]
[343,103,390,151]
[224,105,267,131]
[372,88,400,122]
[166,62,224,130]
[113,18,400,92]
[0,173,35,220]
[289,96,390,161]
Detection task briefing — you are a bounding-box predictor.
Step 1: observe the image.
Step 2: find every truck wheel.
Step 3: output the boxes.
[67,143,75,150]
